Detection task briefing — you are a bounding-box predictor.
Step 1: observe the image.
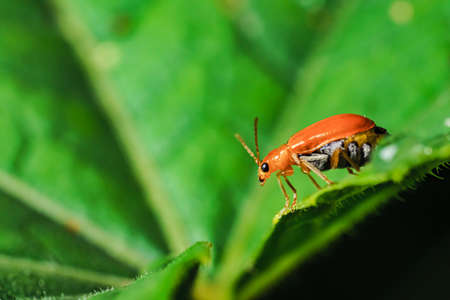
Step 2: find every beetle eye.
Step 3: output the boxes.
[261,162,269,173]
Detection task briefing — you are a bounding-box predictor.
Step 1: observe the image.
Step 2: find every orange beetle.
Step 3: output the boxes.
[235,113,387,209]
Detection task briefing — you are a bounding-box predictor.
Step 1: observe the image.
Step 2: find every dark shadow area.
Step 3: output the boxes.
[175,265,200,300]
[260,166,450,300]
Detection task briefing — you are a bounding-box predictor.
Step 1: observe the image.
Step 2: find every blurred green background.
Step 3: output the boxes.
[0,0,448,299]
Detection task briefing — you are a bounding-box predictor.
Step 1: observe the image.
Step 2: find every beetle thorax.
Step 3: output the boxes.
[264,144,292,171]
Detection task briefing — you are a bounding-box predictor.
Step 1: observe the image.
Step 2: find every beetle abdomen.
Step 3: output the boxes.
[298,153,330,171]
[298,140,373,171]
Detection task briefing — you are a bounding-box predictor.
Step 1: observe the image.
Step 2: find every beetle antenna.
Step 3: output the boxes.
[254,117,260,164]
[235,133,259,165]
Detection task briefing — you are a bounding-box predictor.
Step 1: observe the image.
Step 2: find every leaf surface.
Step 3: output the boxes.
[0,1,169,297]
[0,0,448,299]
[89,242,211,300]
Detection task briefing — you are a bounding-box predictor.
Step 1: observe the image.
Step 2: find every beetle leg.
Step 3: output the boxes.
[303,159,334,185]
[297,162,321,189]
[283,176,297,208]
[292,153,334,185]
[277,172,290,208]
[330,148,341,169]
[341,150,361,172]
[307,172,322,190]
[347,167,358,175]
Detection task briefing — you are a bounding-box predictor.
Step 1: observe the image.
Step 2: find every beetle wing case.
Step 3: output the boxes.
[288,113,375,154]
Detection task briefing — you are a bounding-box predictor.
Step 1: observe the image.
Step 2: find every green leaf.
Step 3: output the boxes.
[0,1,167,297]
[0,249,131,298]
[221,0,337,86]
[89,242,211,300]
[0,0,449,299]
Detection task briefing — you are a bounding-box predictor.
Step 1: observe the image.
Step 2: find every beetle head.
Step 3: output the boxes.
[258,161,271,185]
[235,118,291,186]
